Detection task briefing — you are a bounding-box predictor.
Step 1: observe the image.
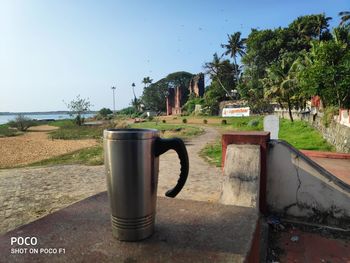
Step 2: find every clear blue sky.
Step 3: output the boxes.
[0,0,348,112]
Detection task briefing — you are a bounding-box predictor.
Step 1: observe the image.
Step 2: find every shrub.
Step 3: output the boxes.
[182,118,187,124]
[203,119,208,124]
[322,106,338,127]
[221,119,227,125]
[162,120,166,123]
[247,119,260,127]
[8,115,35,131]
[98,107,113,117]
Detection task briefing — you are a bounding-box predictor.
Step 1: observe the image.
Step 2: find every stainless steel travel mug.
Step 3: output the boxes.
[103,128,189,241]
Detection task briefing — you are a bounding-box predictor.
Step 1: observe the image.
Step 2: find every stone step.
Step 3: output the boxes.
[0,192,260,263]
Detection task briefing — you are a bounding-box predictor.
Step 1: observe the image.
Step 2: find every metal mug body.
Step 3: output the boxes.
[103,129,159,241]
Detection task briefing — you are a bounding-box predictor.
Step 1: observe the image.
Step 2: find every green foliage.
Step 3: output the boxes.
[201,118,333,167]
[238,14,335,113]
[322,106,339,127]
[182,95,205,114]
[49,122,106,140]
[7,114,36,131]
[29,146,104,167]
[0,123,22,137]
[279,119,334,151]
[247,119,260,127]
[98,107,113,117]
[182,118,187,123]
[117,106,140,117]
[141,71,193,112]
[66,95,92,126]
[298,39,350,108]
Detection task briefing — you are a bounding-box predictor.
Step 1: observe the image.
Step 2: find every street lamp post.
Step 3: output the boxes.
[111,86,116,113]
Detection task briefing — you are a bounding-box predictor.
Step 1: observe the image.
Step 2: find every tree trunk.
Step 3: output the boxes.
[233,56,239,84]
[287,96,294,122]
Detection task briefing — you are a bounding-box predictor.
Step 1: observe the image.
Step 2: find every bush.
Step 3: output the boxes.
[221,119,227,125]
[322,106,338,127]
[247,119,260,127]
[8,115,35,131]
[98,108,113,117]
[182,118,187,124]
[203,119,208,124]
[162,120,166,123]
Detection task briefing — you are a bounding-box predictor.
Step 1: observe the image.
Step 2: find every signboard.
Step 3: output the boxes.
[222,107,250,117]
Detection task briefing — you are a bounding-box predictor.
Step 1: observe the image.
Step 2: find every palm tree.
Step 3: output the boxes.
[142,77,153,88]
[264,57,302,122]
[315,14,332,40]
[221,32,246,83]
[339,11,350,26]
[204,53,234,99]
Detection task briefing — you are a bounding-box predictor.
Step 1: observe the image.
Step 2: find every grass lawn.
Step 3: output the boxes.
[28,145,104,167]
[130,122,203,139]
[201,117,334,167]
[28,120,203,167]
[0,124,22,137]
[48,120,107,140]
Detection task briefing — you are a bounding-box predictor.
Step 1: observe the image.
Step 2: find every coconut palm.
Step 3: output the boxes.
[339,11,350,26]
[142,77,153,88]
[221,32,246,82]
[264,57,302,122]
[315,14,332,40]
[204,53,234,99]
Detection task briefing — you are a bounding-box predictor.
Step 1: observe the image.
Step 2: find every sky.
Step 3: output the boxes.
[0,0,348,112]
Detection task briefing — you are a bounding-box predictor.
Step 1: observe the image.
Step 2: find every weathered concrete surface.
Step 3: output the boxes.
[220,144,261,209]
[267,140,350,224]
[0,192,258,263]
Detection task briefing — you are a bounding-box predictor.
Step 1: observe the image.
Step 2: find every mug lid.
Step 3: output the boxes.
[103,128,159,140]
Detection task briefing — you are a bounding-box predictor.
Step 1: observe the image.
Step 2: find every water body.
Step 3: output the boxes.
[0,113,95,125]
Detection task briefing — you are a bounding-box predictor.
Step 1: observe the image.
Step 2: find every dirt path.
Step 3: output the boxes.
[158,126,222,202]
[0,125,97,168]
[0,127,222,233]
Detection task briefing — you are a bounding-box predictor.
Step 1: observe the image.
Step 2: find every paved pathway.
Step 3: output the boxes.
[0,127,222,234]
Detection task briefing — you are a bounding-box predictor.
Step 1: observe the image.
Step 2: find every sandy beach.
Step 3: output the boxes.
[0,125,97,168]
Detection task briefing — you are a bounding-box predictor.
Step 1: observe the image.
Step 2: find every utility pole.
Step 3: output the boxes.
[111,86,116,113]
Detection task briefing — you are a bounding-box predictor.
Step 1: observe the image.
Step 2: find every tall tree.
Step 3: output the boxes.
[141,71,193,111]
[221,32,246,83]
[204,53,236,99]
[298,40,350,109]
[264,54,302,122]
[142,77,153,88]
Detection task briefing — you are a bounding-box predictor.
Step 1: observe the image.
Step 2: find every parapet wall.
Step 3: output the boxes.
[267,140,350,225]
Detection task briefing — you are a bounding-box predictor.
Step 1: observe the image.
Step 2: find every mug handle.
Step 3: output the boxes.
[155,137,189,198]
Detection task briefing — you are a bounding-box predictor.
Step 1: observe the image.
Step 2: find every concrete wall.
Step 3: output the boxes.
[220,144,261,209]
[275,110,350,153]
[267,140,350,224]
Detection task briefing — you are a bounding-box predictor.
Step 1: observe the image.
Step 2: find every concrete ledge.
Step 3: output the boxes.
[0,192,259,263]
[301,150,350,160]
